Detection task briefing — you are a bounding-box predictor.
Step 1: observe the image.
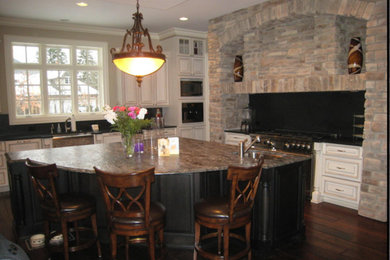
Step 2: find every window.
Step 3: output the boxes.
[4,35,109,125]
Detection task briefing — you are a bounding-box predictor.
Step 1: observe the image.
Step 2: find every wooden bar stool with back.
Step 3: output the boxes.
[25,158,102,260]
[94,166,166,260]
[193,156,265,260]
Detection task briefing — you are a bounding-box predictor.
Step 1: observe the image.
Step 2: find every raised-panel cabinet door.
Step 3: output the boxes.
[192,58,204,76]
[122,72,138,106]
[193,126,205,140]
[178,57,192,75]
[156,62,169,106]
[139,76,155,107]
[180,127,193,139]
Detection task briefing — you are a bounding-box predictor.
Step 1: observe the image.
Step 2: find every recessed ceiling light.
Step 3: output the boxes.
[76,2,88,7]
[179,17,189,21]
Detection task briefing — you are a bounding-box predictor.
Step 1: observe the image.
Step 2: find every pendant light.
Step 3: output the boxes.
[110,0,166,87]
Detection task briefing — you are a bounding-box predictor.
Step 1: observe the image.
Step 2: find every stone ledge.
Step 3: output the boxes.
[224,74,366,94]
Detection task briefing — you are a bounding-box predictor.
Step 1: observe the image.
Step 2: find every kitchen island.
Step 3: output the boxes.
[6,137,311,249]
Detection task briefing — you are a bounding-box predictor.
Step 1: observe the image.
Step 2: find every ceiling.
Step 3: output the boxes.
[0,0,268,33]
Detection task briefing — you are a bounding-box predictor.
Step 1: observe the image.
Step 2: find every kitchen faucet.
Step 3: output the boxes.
[64,117,71,133]
[239,135,261,158]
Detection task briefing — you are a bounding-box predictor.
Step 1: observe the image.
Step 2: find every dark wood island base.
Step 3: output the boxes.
[6,138,311,251]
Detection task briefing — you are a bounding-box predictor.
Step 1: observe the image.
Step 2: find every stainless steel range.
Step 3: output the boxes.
[250,131,314,155]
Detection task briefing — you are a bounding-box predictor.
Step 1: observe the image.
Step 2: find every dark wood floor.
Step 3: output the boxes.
[0,193,387,260]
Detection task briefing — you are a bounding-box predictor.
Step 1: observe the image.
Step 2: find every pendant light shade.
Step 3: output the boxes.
[111,0,165,87]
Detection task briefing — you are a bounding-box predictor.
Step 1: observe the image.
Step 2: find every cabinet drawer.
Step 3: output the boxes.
[0,142,5,152]
[322,176,360,203]
[6,139,42,152]
[323,156,362,182]
[323,143,362,159]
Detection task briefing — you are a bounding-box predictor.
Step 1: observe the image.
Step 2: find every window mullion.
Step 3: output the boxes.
[41,43,49,116]
[72,45,78,115]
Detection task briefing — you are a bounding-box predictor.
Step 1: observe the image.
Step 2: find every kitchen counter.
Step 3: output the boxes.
[0,125,177,141]
[6,137,310,249]
[6,138,310,174]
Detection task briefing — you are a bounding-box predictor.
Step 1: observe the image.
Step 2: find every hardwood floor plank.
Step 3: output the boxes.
[0,193,387,260]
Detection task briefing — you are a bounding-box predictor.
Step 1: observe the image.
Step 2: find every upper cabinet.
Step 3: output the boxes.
[121,57,169,107]
[178,57,204,77]
[178,38,204,56]
[177,38,204,77]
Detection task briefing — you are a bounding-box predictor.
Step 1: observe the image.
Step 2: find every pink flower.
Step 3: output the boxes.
[128,111,136,119]
[112,106,119,111]
[119,106,126,112]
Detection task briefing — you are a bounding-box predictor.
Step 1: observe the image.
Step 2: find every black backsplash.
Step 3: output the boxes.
[249,91,365,139]
[0,107,162,136]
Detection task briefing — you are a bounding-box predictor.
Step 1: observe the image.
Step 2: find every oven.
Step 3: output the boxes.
[181,102,203,123]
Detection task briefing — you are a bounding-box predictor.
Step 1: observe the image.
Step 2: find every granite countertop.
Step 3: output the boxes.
[5,137,310,175]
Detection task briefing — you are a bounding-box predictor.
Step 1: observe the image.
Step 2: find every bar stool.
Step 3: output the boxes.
[94,166,166,260]
[193,156,264,260]
[25,158,102,260]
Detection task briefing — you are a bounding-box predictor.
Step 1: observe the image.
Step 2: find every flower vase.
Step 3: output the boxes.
[121,134,135,158]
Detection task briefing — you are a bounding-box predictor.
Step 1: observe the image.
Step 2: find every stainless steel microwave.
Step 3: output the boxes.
[180,79,203,97]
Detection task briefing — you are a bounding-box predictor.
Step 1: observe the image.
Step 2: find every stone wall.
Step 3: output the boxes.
[208,0,387,221]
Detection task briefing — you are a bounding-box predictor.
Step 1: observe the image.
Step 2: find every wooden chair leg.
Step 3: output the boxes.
[43,221,50,238]
[91,214,102,258]
[223,225,229,260]
[158,227,165,259]
[61,219,70,260]
[246,222,252,260]
[125,236,129,260]
[110,233,117,260]
[217,226,223,255]
[74,221,80,244]
[193,221,200,260]
[149,228,156,260]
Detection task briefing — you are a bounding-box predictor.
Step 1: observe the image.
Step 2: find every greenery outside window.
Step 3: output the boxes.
[4,35,109,125]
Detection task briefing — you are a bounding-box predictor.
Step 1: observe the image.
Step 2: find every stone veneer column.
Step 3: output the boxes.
[358,0,387,221]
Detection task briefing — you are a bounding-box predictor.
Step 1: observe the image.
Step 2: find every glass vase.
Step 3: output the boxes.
[121,134,135,158]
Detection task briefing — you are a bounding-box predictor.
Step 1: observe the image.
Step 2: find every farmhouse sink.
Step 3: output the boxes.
[246,149,286,160]
[52,131,93,140]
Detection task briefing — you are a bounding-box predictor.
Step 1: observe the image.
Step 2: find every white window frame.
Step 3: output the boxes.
[4,35,110,125]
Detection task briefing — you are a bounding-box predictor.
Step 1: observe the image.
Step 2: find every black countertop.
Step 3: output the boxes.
[0,126,177,142]
[224,129,363,147]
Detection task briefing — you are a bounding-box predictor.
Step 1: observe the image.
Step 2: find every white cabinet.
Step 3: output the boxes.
[177,38,204,77]
[0,138,52,192]
[5,138,42,152]
[122,58,169,107]
[178,57,204,77]
[93,132,122,144]
[0,142,7,192]
[179,124,205,140]
[311,142,363,210]
[178,38,204,56]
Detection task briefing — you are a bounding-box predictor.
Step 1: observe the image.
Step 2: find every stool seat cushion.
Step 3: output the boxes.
[194,197,251,220]
[112,201,166,225]
[41,193,95,213]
